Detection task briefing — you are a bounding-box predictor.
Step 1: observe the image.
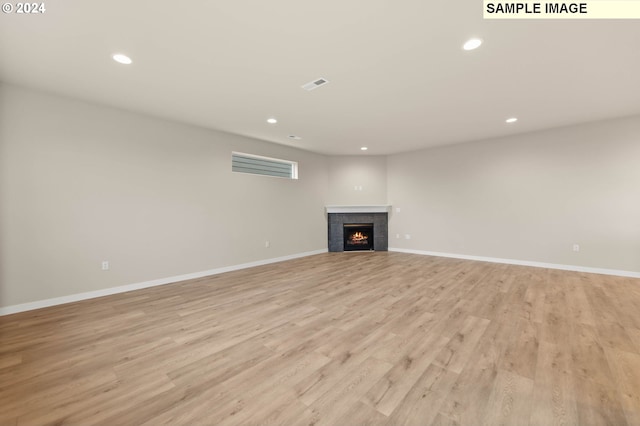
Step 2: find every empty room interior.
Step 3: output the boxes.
[1,2,640,425]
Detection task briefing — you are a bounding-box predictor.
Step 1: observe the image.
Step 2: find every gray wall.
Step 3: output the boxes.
[327,155,387,205]
[0,84,329,307]
[387,116,640,273]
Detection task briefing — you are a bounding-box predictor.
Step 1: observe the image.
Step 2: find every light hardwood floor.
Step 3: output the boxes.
[1,252,640,425]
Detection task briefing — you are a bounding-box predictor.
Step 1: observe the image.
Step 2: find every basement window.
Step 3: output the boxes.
[232,152,298,179]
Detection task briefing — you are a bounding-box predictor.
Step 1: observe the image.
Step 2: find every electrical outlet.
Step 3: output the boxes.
[573,244,580,252]
[395,207,401,213]
[265,240,270,248]
[405,234,411,240]
[396,233,400,239]
[101,261,109,270]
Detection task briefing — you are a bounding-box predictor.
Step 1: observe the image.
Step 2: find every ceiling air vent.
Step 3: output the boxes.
[301,78,329,91]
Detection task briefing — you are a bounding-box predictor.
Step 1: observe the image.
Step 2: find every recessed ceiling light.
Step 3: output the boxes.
[463,38,482,51]
[361,147,368,151]
[266,118,278,124]
[112,53,132,65]
[506,117,518,123]
[288,135,301,140]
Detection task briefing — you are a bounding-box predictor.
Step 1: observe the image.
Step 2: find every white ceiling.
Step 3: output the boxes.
[1,1,639,155]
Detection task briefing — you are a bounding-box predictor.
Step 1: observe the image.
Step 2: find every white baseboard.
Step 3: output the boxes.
[388,247,640,279]
[0,249,327,316]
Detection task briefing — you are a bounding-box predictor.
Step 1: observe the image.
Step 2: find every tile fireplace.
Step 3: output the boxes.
[326,206,389,252]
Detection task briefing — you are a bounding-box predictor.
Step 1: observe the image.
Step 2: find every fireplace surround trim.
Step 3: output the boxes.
[325,205,391,214]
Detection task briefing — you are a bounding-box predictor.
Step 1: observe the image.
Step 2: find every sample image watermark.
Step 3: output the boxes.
[484,0,640,18]
[2,2,46,14]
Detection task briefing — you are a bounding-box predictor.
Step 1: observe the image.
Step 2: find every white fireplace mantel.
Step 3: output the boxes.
[325,205,391,214]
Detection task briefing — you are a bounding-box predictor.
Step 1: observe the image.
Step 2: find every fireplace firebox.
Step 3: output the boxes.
[343,223,374,251]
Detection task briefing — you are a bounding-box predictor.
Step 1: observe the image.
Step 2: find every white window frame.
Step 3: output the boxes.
[231,152,298,180]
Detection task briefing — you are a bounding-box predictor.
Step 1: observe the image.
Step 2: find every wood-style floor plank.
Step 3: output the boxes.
[529,341,579,426]
[1,252,639,425]
[481,369,534,426]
